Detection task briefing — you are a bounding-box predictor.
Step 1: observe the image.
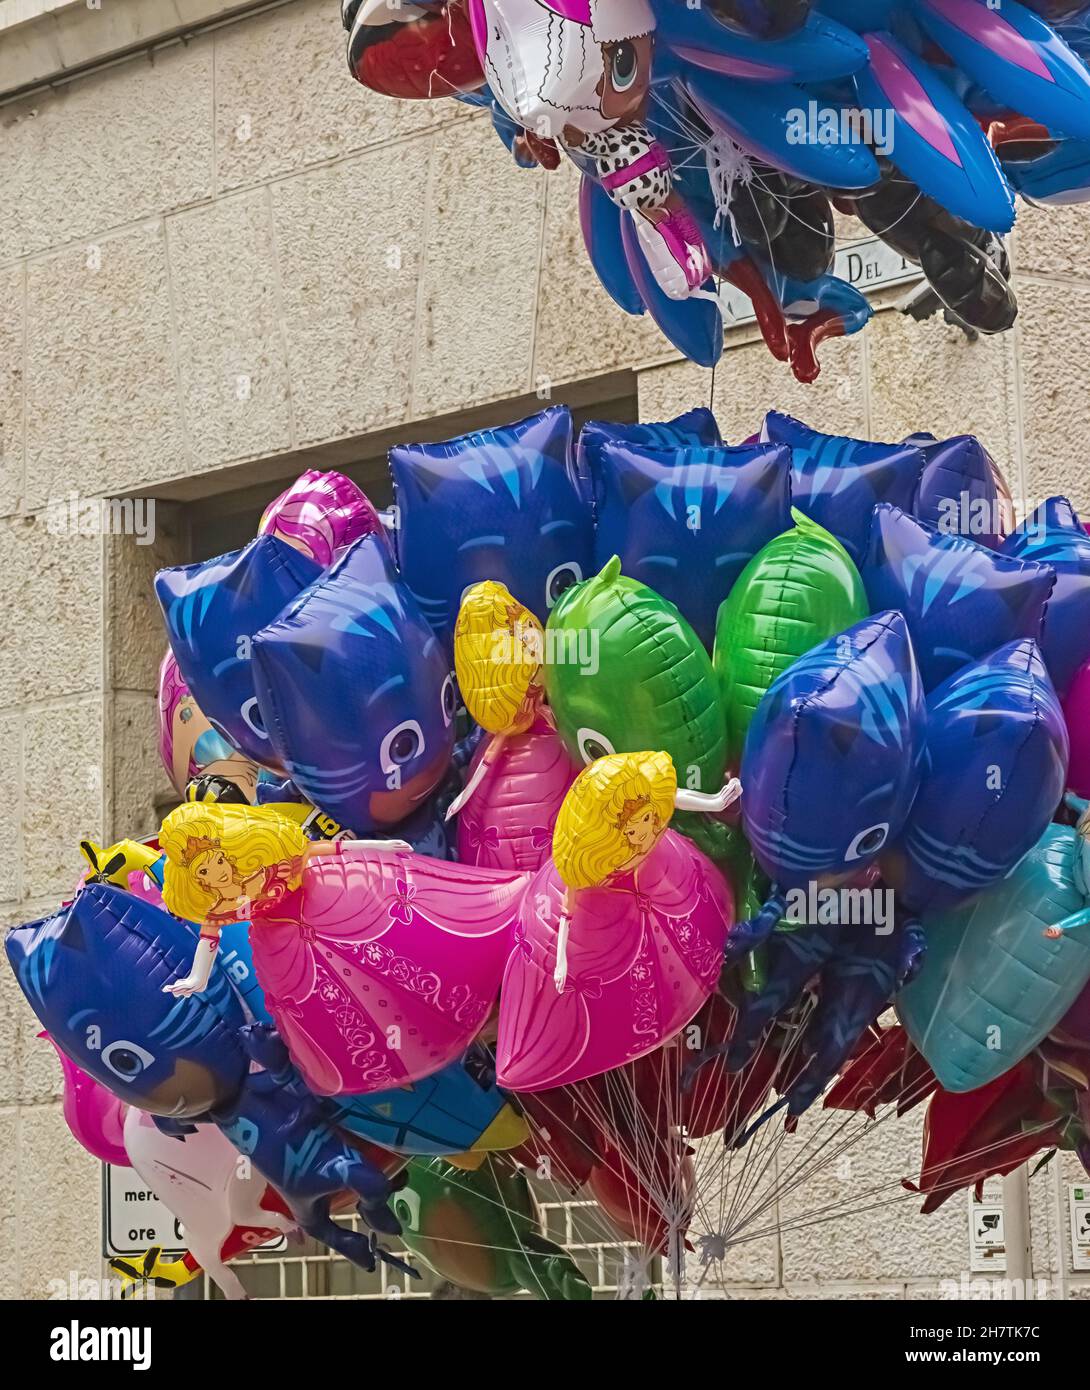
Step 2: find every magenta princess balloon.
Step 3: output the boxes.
[494,830,734,1093]
[245,847,527,1096]
[259,469,385,568]
[1065,659,1090,798]
[456,715,580,872]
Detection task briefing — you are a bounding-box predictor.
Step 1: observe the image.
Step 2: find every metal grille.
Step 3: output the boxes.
[184,1195,649,1301]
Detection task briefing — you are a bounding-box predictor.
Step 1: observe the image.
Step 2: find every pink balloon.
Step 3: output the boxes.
[494,831,734,1092]
[1064,659,1090,798]
[157,649,197,792]
[259,470,385,568]
[457,716,579,872]
[248,848,527,1095]
[41,1034,130,1167]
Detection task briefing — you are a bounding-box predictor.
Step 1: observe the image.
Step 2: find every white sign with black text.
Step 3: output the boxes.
[713,235,922,331]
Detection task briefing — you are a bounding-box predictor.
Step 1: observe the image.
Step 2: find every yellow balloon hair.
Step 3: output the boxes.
[454,580,544,735]
[552,751,677,889]
[159,802,307,924]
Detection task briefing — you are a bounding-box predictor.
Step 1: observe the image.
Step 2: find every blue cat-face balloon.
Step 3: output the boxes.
[1001,496,1090,696]
[884,639,1069,915]
[6,884,247,1117]
[575,406,721,513]
[6,884,407,1269]
[862,503,1054,690]
[389,406,592,647]
[760,411,924,564]
[741,610,927,888]
[592,439,792,649]
[252,533,455,833]
[156,536,322,768]
[913,434,1005,547]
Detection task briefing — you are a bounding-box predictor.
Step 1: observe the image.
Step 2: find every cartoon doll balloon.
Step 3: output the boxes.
[477,0,711,298]
[157,651,260,803]
[494,750,739,1093]
[450,580,579,871]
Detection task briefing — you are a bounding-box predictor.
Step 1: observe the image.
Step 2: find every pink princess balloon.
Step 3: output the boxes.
[1065,659,1090,798]
[456,715,580,871]
[259,469,385,568]
[244,847,526,1096]
[494,828,733,1092]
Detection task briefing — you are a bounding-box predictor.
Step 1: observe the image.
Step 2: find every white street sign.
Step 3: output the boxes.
[102,1165,187,1259]
[715,235,923,331]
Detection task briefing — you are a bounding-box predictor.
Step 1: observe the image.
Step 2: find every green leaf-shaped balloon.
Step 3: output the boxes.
[544,555,728,796]
[713,509,867,768]
[392,1156,592,1300]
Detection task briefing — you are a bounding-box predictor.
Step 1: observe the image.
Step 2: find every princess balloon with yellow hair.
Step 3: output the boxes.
[449,580,580,872]
[159,802,525,1097]
[494,750,739,1093]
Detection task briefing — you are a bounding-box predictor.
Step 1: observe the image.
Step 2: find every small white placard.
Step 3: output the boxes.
[1068,1183,1090,1271]
[969,1177,1007,1272]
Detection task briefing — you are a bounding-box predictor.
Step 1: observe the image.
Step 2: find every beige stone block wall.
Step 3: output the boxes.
[1,0,1089,1297]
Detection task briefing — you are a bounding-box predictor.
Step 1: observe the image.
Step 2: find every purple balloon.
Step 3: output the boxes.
[913,434,1004,548]
[761,411,925,564]
[592,438,793,648]
[1001,496,1090,697]
[862,503,1054,690]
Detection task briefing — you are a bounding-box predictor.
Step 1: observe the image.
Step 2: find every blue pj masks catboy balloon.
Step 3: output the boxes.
[592,439,792,650]
[7,884,247,1117]
[574,406,721,513]
[156,537,322,769]
[1001,496,1090,697]
[6,884,408,1269]
[862,504,1054,690]
[389,406,592,647]
[760,412,924,564]
[912,434,1005,547]
[883,639,1069,916]
[252,533,455,834]
[737,610,926,945]
[741,609,926,882]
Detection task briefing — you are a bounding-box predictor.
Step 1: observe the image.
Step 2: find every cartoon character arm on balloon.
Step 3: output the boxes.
[563,102,710,296]
[1045,797,1090,938]
[158,802,406,996]
[1044,907,1090,938]
[551,750,739,990]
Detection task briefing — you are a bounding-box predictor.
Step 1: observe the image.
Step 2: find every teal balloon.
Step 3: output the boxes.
[898,824,1090,1092]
